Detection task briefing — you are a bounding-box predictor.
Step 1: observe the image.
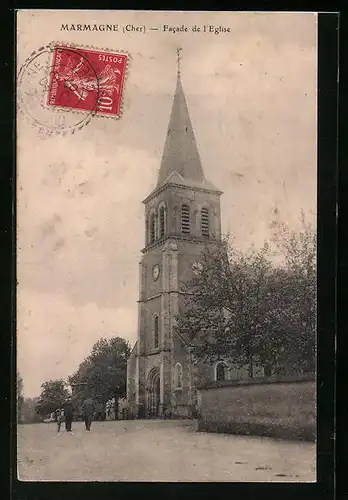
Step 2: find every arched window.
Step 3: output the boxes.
[154,315,159,349]
[181,204,190,235]
[159,204,166,238]
[175,363,183,389]
[216,362,227,382]
[150,213,156,244]
[201,207,209,237]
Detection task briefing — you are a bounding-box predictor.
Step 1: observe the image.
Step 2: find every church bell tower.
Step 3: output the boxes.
[134,50,223,418]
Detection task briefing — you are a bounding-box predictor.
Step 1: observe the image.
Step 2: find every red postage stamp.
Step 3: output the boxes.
[47,45,128,117]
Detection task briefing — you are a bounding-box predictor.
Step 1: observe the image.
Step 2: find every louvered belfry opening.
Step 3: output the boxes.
[181,204,190,235]
[201,207,209,237]
[159,206,165,237]
[150,214,156,243]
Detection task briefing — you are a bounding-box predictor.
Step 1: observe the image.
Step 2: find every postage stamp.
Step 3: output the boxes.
[47,46,128,117]
[17,42,129,136]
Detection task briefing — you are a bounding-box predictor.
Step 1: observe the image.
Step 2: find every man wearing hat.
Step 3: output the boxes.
[82,396,95,431]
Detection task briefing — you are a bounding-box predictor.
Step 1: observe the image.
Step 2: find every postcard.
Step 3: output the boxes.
[16,10,317,482]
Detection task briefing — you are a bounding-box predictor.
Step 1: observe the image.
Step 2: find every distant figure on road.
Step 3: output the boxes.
[63,399,74,432]
[56,408,64,432]
[94,400,106,421]
[82,397,95,431]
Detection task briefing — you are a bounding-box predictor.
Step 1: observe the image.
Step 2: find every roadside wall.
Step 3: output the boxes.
[197,374,316,441]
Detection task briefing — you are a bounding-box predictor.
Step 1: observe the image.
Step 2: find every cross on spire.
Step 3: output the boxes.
[177,47,183,76]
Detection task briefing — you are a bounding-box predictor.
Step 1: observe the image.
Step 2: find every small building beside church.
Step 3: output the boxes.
[126,63,262,419]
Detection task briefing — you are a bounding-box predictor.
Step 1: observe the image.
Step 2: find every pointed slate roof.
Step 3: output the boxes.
[156,72,220,193]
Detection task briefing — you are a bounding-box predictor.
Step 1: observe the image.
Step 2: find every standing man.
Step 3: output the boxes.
[56,408,64,432]
[82,396,95,431]
[63,399,73,432]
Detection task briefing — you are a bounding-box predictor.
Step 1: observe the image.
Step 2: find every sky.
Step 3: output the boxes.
[17,10,317,398]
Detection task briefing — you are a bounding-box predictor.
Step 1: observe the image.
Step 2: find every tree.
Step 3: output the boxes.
[270,213,316,373]
[175,238,273,376]
[17,373,24,423]
[21,397,42,424]
[35,379,70,418]
[255,267,308,375]
[175,214,316,377]
[69,337,131,412]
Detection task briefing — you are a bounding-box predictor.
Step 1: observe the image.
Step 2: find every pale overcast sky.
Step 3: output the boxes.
[17,11,317,397]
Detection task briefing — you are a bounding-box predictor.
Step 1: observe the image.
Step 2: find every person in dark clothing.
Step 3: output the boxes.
[56,408,64,432]
[82,397,95,431]
[63,400,73,432]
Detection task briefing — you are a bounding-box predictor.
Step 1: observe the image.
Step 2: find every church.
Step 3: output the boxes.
[126,57,260,419]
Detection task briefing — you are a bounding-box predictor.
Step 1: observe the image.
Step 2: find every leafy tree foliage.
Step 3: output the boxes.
[175,215,316,376]
[270,214,316,373]
[68,337,131,407]
[35,379,71,417]
[21,397,42,423]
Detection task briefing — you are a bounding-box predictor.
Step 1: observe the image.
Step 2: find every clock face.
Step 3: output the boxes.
[152,264,160,281]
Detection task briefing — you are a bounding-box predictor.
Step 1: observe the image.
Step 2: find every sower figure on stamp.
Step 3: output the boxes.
[82,396,95,431]
[63,399,74,432]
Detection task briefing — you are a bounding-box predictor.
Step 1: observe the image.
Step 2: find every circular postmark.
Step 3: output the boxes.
[17,43,101,136]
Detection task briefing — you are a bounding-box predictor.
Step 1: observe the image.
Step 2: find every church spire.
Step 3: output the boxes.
[156,49,206,188]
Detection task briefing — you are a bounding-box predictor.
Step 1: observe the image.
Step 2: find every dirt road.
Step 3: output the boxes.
[17,419,316,482]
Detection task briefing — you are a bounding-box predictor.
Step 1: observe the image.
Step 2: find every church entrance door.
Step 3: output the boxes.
[147,368,160,418]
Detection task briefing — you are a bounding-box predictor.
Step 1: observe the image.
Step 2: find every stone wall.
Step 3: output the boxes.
[196,374,316,441]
